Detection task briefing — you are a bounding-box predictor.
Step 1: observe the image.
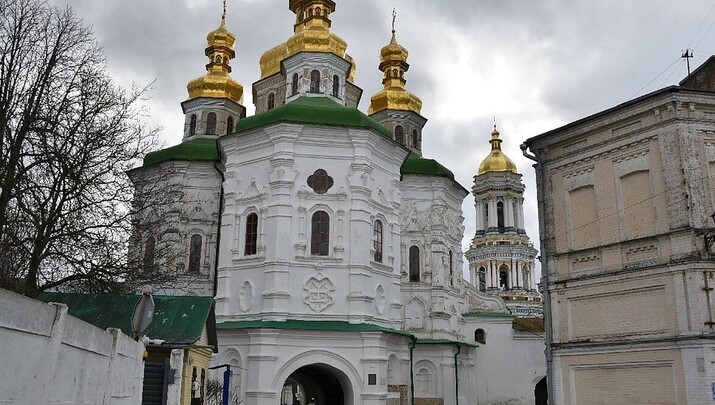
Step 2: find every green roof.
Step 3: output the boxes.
[462,311,514,318]
[217,319,412,337]
[143,137,219,167]
[416,338,478,348]
[235,96,393,138]
[38,292,216,348]
[400,152,456,180]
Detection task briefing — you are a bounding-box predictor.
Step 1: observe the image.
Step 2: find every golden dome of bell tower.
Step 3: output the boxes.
[181,0,246,139]
[477,125,518,175]
[368,9,426,153]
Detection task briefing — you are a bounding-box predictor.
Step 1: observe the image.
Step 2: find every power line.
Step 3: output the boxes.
[687,1,715,49]
[629,57,682,100]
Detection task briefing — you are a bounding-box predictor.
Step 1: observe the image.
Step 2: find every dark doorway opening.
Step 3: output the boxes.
[535,376,547,405]
[281,364,348,405]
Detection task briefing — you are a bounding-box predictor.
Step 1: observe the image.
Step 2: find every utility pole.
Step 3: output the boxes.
[682,49,694,76]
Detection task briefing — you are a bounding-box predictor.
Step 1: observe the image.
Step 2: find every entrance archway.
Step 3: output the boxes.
[535,376,547,405]
[280,363,350,405]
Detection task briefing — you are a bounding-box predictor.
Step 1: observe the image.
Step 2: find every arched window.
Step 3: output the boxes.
[310,69,321,93]
[373,220,383,263]
[395,125,404,144]
[226,116,234,135]
[499,264,509,290]
[215,55,222,63]
[497,201,504,231]
[315,7,321,16]
[267,93,275,110]
[291,73,299,95]
[412,129,420,150]
[189,114,197,136]
[475,328,486,344]
[143,236,156,271]
[449,250,454,286]
[188,234,202,272]
[311,211,330,255]
[478,266,486,291]
[206,112,217,134]
[245,213,258,256]
[298,11,304,22]
[409,245,420,282]
[513,201,519,229]
[484,203,489,229]
[392,68,398,77]
[307,8,313,17]
[332,74,339,97]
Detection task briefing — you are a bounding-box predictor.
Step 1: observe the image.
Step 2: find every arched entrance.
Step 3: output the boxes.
[280,364,350,405]
[535,376,547,405]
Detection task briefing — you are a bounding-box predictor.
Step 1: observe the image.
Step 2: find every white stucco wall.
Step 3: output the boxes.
[0,288,145,404]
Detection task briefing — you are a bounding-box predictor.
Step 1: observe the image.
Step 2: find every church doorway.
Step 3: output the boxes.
[534,376,547,405]
[280,363,352,405]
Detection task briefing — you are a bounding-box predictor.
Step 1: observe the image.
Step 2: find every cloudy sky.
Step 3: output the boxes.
[52,0,715,277]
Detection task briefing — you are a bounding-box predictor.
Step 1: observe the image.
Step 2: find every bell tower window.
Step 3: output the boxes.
[497,201,504,231]
[267,93,275,110]
[395,125,404,145]
[310,70,321,93]
[189,114,197,136]
[291,73,299,95]
[206,112,217,134]
[226,116,234,135]
[332,75,339,97]
[412,129,420,150]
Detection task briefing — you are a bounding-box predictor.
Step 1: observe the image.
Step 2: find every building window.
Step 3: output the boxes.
[499,264,509,290]
[267,93,275,110]
[497,201,504,231]
[332,74,339,97]
[226,115,234,135]
[206,112,217,134]
[188,234,202,272]
[143,236,156,271]
[412,129,420,150]
[409,245,420,282]
[513,201,519,228]
[291,73,299,95]
[392,68,398,77]
[373,220,383,263]
[245,213,258,256]
[189,114,197,136]
[307,168,334,194]
[449,250,453,286]
[475,328,486,344]
[310,69,321,93]
[311,211,330,256]
[478,266,486,291]
[395,125,404,144]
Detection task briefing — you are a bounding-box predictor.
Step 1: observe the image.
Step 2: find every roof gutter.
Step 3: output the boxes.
[520,141,554,404]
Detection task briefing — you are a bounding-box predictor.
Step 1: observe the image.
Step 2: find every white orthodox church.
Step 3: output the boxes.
[129,1,545,404]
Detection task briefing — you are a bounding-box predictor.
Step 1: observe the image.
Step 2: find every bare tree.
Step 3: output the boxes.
[0,0,172,296]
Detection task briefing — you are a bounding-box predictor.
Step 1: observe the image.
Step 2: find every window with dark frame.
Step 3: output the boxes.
[267,93,275,110]
[310,69,321,93]
[189,114,197,136]
[409,245,420,282]
[206,112,217,134]
[332,74,339,97]
[373,220,383,263]
[412,129,420,150]
[188,234,202,272]
[395,125,404,144]
[311,211,330,256]
[292,73,299,95]
[245,213,258,255]
[307,169,334,194]
[497,201,504,231]
[475,328,486,344]
[226,115,234,135]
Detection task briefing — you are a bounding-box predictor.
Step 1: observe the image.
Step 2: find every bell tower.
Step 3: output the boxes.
[466,126,542,316]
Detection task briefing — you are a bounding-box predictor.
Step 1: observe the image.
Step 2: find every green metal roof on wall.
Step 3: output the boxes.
[38,292,216,347]
[234,96,393,138]
[217,319,413,337]
[142,137,219,167]
[400,152,456,180]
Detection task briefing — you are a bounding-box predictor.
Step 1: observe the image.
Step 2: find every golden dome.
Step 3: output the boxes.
[368,26,421,115]
[186,10,244,105]
[477,127,518,175]
[259,0,355,82]
[380,33,408,63]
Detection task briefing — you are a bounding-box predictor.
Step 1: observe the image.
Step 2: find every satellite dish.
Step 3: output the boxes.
[131,292,155,340]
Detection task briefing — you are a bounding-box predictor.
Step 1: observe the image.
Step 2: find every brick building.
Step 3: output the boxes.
[523,56,715,404]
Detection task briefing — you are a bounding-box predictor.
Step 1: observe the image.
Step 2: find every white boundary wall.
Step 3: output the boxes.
[0,288,144,404]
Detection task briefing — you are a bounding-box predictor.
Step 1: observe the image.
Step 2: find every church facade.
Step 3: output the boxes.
[130,2,545,404]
